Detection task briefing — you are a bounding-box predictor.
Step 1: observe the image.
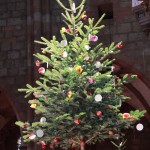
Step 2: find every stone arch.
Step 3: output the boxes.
[115,58,150,121]
[0,84,25,121]
[0,86,21,150]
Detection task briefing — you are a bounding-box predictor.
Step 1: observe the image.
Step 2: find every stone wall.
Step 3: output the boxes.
[0,0,28,149]
[0,0,28,121]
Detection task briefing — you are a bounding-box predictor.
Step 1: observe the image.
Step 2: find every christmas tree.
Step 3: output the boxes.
[16,0,146,150]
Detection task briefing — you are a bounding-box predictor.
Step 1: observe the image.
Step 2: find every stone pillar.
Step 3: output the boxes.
[26,0,52,150]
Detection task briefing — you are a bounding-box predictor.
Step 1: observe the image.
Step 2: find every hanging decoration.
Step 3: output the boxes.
[136,123,144,131]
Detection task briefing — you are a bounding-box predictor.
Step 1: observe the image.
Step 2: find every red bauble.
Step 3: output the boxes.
[117,42,123,49]
[38,67,45,74]
[96,111,102,117]
[66,28,71,33]
[106,105,111,110]
[108,130,114,135]
[35,60,40,67]
[74,119,81,124]
[40,141,46,150]
[80,141,85,147]
[49,144,55,149]
[87,89,94,95]
[53,137,59,143]
[23,123,28,129]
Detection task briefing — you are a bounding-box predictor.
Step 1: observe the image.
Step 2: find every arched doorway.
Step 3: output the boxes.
[0,89,20,150]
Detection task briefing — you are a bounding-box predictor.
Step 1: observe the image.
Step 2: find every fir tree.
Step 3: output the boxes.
[16,0,146,150]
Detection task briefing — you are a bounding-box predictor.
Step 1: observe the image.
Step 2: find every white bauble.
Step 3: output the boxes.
[40,117,46,123]
[95,94,102,102]
[85,45,90,50]
[36,129,44,137]
[95,61,101,68]
[61,40,67,46]
[29,133,36,140]
[136,123,144,131]
[62,51,68,57]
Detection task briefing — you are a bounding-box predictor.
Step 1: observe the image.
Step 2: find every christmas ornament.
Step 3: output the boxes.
[117,42,123,49]
[36,129,44,137]
[62,51,68,58]
[95,94,102,102]
[30,103,37,109]
[130,117,136,122]
[84,55,89,61]
[108,130,114,135]
[106,105,111,110]
[29,133,36,140]
[61,27,66,33]
[40,141,46,149]
[75,66,83,73]
[40,117,46,123]
[67,91,72,98]
[136,123,144,131]
[89,34,98,42]
[53,137,59,143]
[122,113,131,119]
[88,77,95,83]
[61,40,67,47]
[80,141,85,148]
[39,97,44,101]
[87,89,94,95]
[96,111,102,117]
[49,145,55,149]
[85,45,90,50]
[36,60,40,67]
[131,75,138,79]
[34,93,44,98]
[23,123,29,129]
[38,67,45,74]
[95,61,101,68]
[81,14,87,20]
[74,119,81,124]
[66,28,70,33]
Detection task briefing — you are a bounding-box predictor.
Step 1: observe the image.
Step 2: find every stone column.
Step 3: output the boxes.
[26,0,52,150]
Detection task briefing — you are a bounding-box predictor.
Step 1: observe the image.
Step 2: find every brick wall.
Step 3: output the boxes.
[0,0,28,120]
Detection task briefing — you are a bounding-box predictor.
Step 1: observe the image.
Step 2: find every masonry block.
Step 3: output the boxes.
[117,23,132,33]
[1,42,11,51]
[113,34,128,42]
[0,68,7,77]
[7,18,22,25]
[8,51,20,59]
[16,2,26,10]
[0,20,6,26]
